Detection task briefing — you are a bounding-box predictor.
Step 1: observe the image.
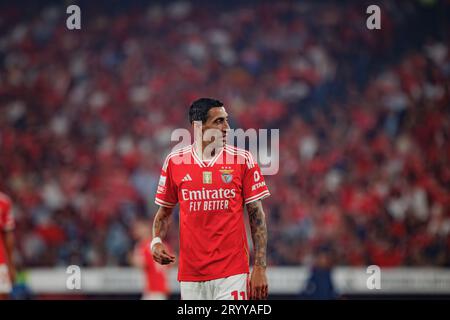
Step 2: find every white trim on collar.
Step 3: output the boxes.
[191,144,224,168]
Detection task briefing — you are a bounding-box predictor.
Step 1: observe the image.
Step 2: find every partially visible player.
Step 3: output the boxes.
[130,219,171,300]
[0,191,16,300]
[152,98,270,300]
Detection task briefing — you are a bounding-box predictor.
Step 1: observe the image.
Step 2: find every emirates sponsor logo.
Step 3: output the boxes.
[181,188,236,201]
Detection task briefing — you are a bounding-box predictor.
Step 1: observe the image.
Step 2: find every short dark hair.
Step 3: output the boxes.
[189,98,224,124]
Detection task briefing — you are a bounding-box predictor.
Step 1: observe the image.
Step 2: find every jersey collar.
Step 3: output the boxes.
[191,144,224,168]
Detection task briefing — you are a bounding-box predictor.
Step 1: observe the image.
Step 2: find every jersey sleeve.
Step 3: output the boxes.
[242,152,270,205]
[155,156,178,208]
[0,197,15,232]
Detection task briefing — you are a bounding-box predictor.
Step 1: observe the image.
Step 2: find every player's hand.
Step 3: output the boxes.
[249,266,268,300]
[152,243,176,265]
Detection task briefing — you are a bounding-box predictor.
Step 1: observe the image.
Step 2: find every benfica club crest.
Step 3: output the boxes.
[220,167,234,184]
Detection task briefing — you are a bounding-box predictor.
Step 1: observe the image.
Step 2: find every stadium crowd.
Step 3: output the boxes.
[0,1,449,269]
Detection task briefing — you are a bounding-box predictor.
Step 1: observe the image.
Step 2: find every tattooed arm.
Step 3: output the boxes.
[246,200,268,299]
[151,206,176,265]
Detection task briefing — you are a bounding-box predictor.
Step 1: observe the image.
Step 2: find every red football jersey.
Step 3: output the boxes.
[138,239,170,294]
[0,193,14,265]
[155,144,270,281]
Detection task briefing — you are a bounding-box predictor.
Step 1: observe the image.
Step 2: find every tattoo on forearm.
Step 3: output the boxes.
[246,201,267,267]
[153,209,171,239]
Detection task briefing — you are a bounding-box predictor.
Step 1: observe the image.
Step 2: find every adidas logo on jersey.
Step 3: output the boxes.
[181,174,193,182]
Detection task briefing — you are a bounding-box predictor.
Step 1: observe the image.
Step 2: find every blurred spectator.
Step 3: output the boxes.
[300,247,338,300]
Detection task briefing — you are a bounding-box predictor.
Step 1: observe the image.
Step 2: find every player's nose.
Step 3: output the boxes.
[223,120,230,131]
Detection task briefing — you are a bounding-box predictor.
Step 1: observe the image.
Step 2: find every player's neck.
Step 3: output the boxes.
[195,142,223,160]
